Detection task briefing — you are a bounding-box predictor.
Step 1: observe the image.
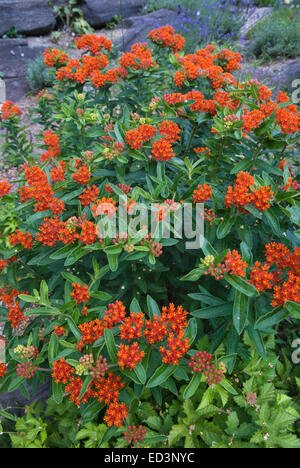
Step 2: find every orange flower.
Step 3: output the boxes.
[8,230,33,249]
[0,362,7,378]
[70,283,90,304]
[104,401,129,427]
[0,181,12,197]
[158,121,181,143]
[249,261,274,292]
[120,312,145,341]
[252,186,273,211]
[1,100,22,119]
[93,372,125,404]
[160,330,189,365]
[103,300,126,328]
[79,185,99,207]
[52,358,74,384]
[152,137,175,161]
[117,342,145,370]
[193,184,212,203]
[225,250,248,277]
[72,163,91,184]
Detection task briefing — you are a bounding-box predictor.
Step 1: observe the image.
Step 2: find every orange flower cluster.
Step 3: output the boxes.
[225,172,273,212]
[158,120,181,143]
[249,243,300,307]
[249,261,274,292]
[1,100,22,120]
[75,34,112,54]
[0,181,12,197]
[117,342,145,370]
[151,137,175,161]
[20,166,65,215]
[0,286,26,329]
[148,25,185,52]
[125,124,157,149]
[41,130,60,162]
[0,362,7,378]
[276,105,300,134]
[225,250,248,277]
[53,325,66,337]
[225,172,254,209]
[120,312,144,341]
[79,185,99,207]
[173,45,240,89]
[193,184,212,203]
[77,319,105,350]
[160,330,189,365]
[43,48,69,67]
[72,163,91,184]
[52,358,74,384]
[103,301,126,328]
[50,161,66,184]
[8,230,33,249]
[120,43,156,70]
[104,401,129,428]
[92,196,117,217]
[70,283,90,304]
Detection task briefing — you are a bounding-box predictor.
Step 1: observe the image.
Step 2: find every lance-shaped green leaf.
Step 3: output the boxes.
[104,328,118,363]
[147,364,176,388]
[183,373,202,399]
[233,290,249,334]
[224,274,259,297]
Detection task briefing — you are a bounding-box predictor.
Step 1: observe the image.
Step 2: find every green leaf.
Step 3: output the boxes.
[224,274,259,297]
[78,375,93,401]
[233,291,249,334]
[104,328,118,363]
[285,301,300,319]
[147,364,176,388]
[264,208,281,237]
[247,324,266,359]
[52,381,64,404]
[67,317,82,341]
[134,362,147,384]
[48,332,59,364]
[255,306,288,331]
[180,268,204,282]
[191,302,233,319]
[147,295,160,320]
[183,373,202,399]
[216,215,235,239]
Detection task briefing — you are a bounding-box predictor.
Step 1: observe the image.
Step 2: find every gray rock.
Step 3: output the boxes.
[0,382,50,416]
[239,58,300,93]
[114,9,178,52]
[81,0,146,27]
[0,38,45,101]
[239,7,273,38]
[0,0,56,37]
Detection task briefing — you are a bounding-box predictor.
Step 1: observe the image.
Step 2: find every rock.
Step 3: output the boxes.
[81,0,146,27]
[239,7,273,38]
[114,9,178,52]
[0,382,50,416]
[0,39,45,101]
[0,0,56,37]
[239,58,300,93]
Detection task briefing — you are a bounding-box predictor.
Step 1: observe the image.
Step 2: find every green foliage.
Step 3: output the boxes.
[26,55,55,92]
[49,0,94,34]
[247,7,300,59]
[0,24,299,449]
